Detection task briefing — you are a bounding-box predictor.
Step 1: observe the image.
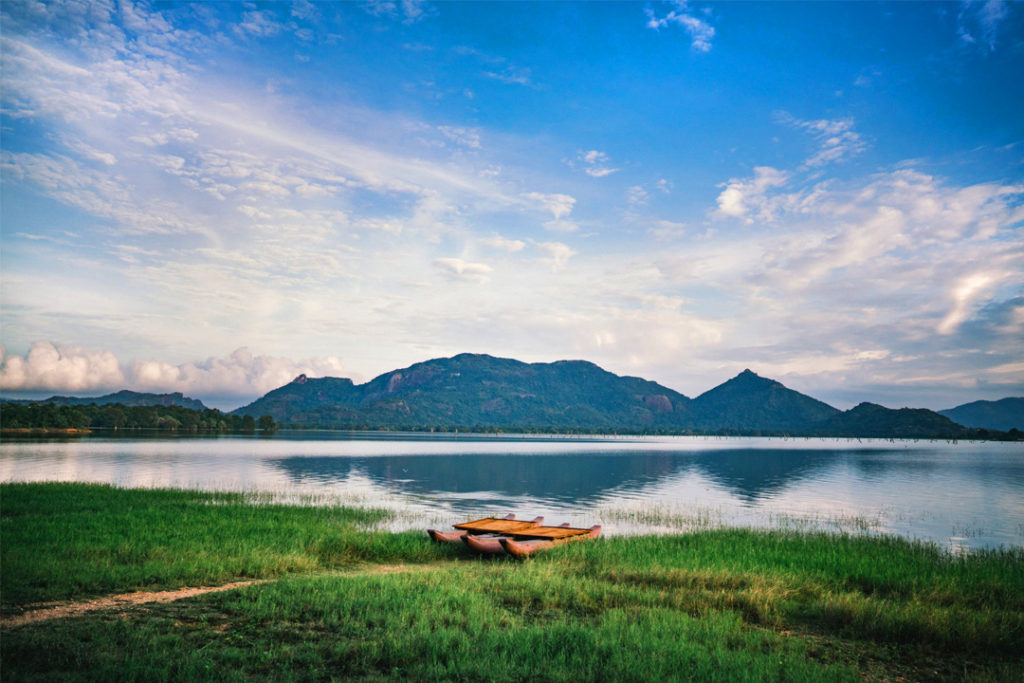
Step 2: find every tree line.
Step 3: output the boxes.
[0,402,277,433]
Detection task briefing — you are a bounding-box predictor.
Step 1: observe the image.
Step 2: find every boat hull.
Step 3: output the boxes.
[501,525,602,557]
[463,534,508,555]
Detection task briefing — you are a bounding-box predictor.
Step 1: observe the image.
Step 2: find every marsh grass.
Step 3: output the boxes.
[3,483,1022,681]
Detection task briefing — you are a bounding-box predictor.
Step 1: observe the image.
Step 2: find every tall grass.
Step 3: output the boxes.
[1,482,457,607]
[3,483,1022,681]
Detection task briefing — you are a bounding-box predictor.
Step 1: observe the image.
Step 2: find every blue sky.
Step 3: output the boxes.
[1,0,1022,410]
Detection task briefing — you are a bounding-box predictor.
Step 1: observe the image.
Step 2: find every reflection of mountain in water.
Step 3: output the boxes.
[689,449,842,504]
[270,449,876,505]
[271,453,684,504]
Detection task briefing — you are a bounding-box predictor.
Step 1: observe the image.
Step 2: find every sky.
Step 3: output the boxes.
[1,0,1022,411]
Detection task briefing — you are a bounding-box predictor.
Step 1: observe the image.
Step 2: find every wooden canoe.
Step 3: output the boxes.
[499,525,602,558]
[427,514,543,543]
[464,522,570,555]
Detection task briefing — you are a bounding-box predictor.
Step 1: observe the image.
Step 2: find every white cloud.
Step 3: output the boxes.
[534,241,577,270]
[235,10,283,37]
[0,343,349,399]
[0,341,125,392]
[958,0,1010,51]
[131,348,347,398]
[433,257,493,283]
[576,149,619,177]
[523,191,576,219]
[480,234,525,252]
[937,272,999,334]
[438,125,481,149]
[715,166,791,221]
[645,1,716,52]
[782,114,867,168]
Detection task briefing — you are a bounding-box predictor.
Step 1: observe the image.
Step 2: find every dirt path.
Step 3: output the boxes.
[1,565,422,629]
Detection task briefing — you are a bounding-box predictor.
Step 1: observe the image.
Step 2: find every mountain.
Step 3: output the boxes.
[690,369,840,432]
[814,403,977,439]
[939,397,1024,432]
[0,390,207,410]
[233,353,694,431]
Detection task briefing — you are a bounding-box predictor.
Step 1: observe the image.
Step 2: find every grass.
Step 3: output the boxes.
[2,482,1023,681]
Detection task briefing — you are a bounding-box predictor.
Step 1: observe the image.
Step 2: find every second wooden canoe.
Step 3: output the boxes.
[500,525,602,558]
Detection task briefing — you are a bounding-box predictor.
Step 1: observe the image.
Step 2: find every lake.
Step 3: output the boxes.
[2,432,1022,552]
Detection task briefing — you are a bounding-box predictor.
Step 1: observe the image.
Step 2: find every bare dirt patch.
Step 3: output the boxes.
[1,580,266,629]
[1,564,443,629]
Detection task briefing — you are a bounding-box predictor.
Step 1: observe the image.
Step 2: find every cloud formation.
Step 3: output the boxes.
[645,1,715,52]
[1,343,347,403]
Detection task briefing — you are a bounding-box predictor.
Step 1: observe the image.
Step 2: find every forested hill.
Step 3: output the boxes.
[233,353,694,432]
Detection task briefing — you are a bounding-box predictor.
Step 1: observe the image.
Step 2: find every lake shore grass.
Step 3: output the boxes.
[2,483,1022,681]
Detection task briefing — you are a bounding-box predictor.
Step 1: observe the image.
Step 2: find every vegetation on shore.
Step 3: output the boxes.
[0,402,277,434]
[2,483,1022,681]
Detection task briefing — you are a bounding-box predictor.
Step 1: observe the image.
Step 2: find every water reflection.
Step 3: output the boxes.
[272,452,684,503]
[2,434,1022,550]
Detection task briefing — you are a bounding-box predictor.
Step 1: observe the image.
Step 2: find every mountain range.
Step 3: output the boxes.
[231,353,1019,437]
[4,354,1019,437]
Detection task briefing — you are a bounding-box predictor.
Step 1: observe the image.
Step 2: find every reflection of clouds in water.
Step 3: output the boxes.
[2,435,1022,549]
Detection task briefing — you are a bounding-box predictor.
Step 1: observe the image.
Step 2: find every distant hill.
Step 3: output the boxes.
[690,369,840,432]
[0,390,207,410]
[814,403,978,439]
[233,353,694,431]
[939,397,1024,431]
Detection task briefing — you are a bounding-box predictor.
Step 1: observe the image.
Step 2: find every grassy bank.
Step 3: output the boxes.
[2,483,1022,681]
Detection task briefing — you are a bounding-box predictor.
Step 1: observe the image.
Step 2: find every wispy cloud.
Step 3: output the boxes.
[779,113,868,168]
[645,1,715,52]
[434,257,493,283]
[576,149,619,177]
[957,0,1010,51]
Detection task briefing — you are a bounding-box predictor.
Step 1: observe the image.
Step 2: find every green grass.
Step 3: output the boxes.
[0,482,458,608]
[2,483,1023,681]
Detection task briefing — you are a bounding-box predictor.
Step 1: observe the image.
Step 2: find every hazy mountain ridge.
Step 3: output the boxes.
[231,354,1014,438]
[0,390,207,411]
[938,397,1024,432]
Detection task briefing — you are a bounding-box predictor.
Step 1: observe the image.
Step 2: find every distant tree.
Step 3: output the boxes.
[99,406,127,429]
[241,414,256,432]
[257,415,277,433]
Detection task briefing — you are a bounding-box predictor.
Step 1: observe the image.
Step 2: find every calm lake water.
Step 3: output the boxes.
[2,432,1022,552]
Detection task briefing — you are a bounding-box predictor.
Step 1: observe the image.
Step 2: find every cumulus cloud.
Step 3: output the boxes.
[715,166,791,221]
[0,341,125,392]
[130,348,347,398]
[0,344,348,401]
[645,1,716,52]
[433,257,493,283]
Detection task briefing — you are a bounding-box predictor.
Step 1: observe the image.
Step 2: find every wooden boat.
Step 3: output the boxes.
[464,522,570,555]
[499,525,602,558]
[427,514,543,544]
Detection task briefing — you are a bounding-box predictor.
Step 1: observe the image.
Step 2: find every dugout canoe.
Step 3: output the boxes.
[499,525,602,558]
[427,514,543,543]
[463,522,571,555]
